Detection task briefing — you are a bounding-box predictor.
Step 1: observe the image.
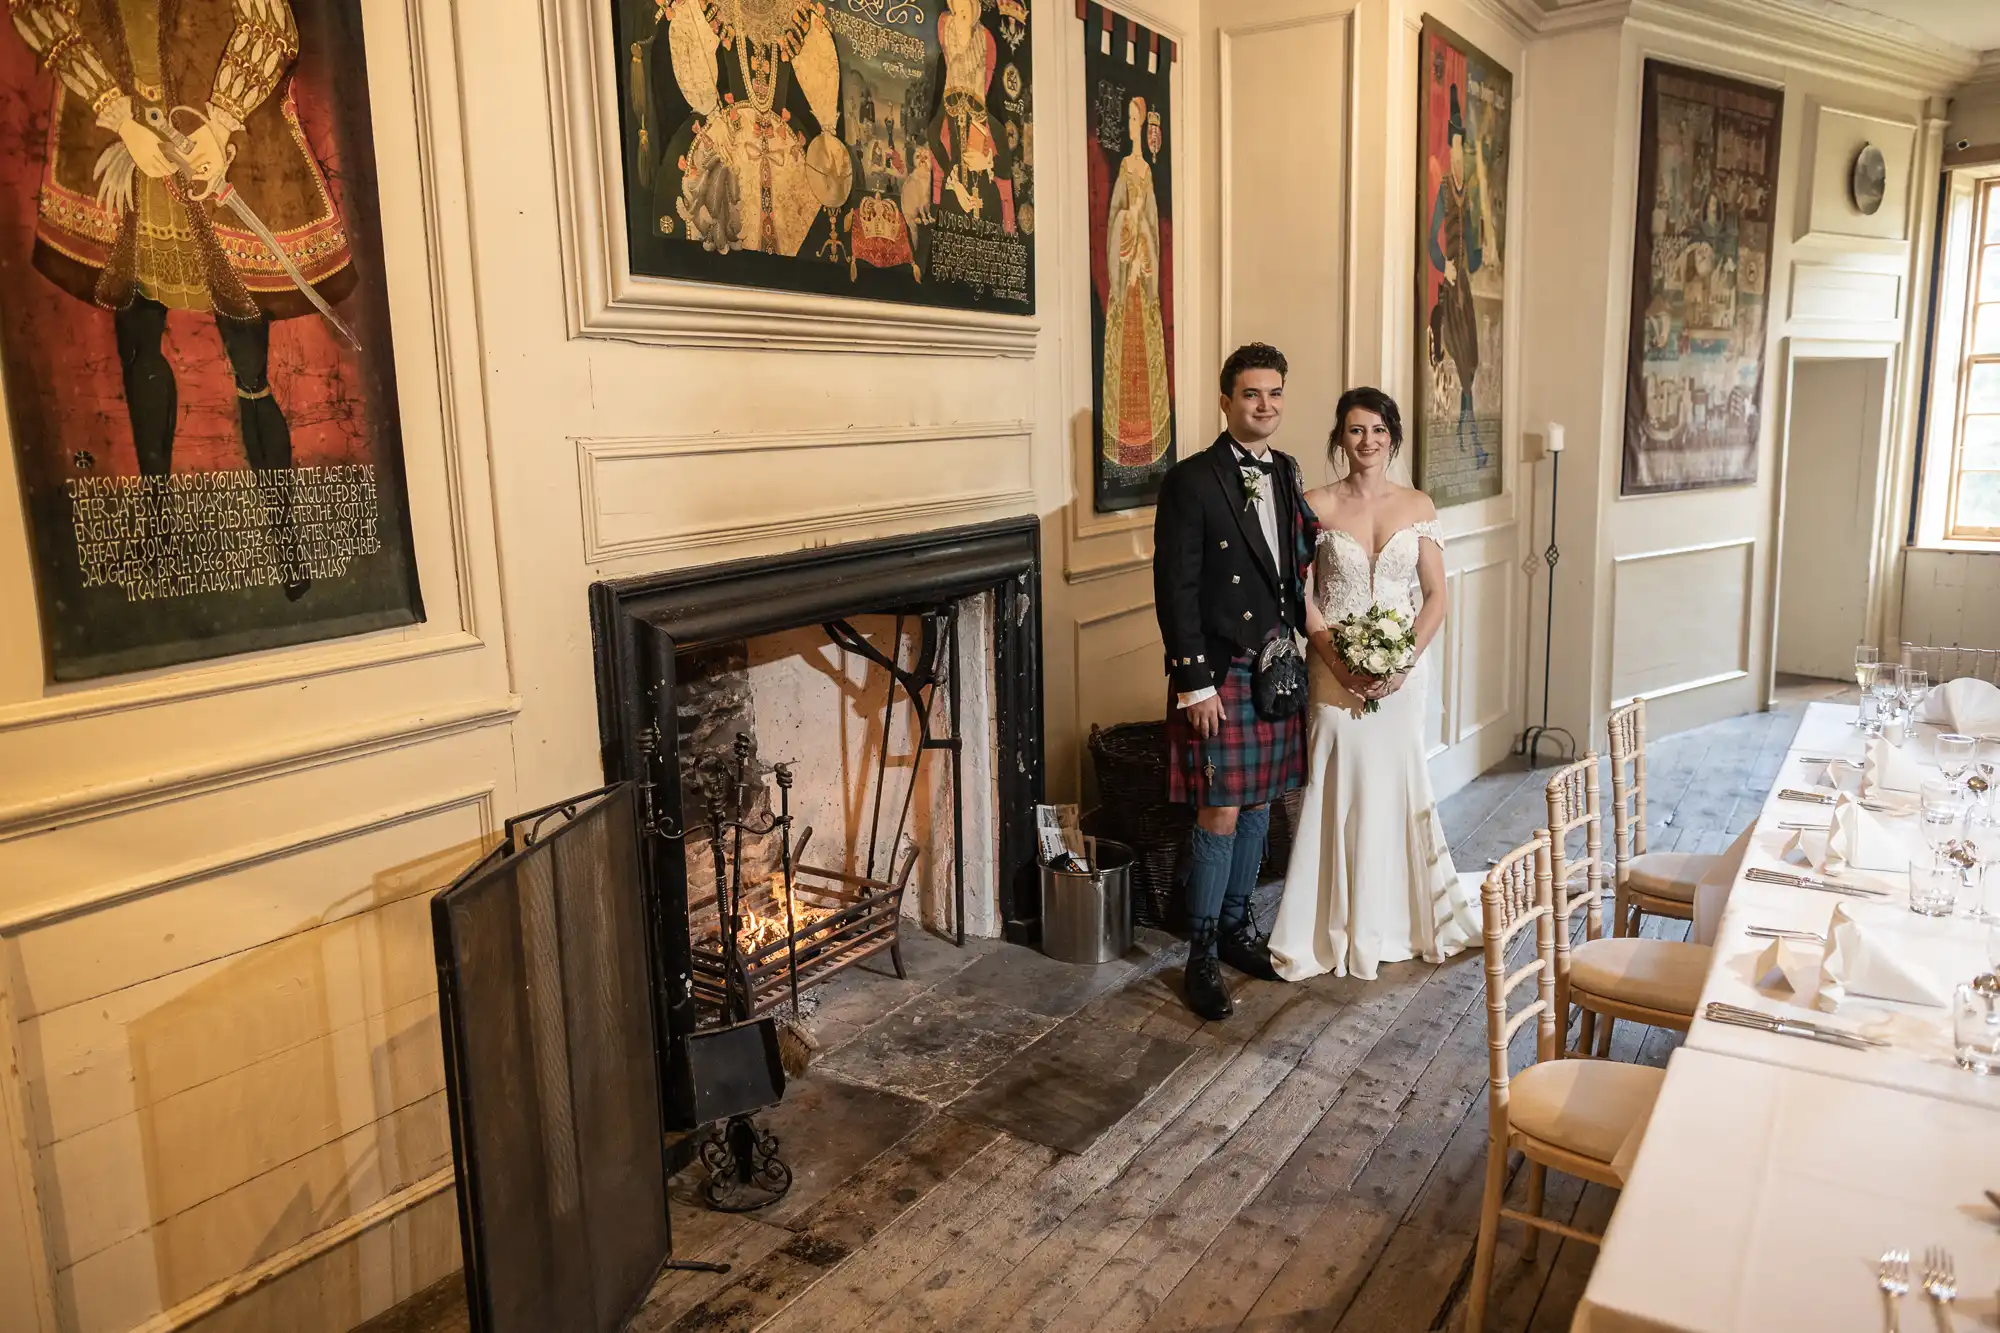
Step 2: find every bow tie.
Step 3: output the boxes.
[1237,454,1276,475]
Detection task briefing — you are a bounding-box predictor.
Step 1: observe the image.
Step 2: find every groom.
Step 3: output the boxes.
[1152,343,1319,1020]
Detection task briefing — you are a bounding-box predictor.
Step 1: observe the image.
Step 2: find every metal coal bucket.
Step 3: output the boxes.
[1040,836,1135,965]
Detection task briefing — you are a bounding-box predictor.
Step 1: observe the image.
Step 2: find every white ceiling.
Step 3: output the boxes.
[1832,0,2000,54]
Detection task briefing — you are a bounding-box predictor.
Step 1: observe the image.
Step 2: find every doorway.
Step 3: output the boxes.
[1773,356,1890,683]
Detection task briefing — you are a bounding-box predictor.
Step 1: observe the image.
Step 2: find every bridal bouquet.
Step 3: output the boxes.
[1329,606,1417,714]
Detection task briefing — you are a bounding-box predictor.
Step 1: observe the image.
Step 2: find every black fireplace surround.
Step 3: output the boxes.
[588,516,1046,1046]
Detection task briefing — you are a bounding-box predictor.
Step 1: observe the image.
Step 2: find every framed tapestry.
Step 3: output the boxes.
[613,0,1035,316]
[1084,2,1176,513]
[1622,60,1781,496]
[1414,18,1509,509]
[0,0,424,682]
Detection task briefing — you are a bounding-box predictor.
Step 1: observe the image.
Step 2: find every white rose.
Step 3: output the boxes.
[1373,615,1398,637]
[1365,650,1389,674]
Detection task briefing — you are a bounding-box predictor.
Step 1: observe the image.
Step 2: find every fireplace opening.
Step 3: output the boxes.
[590,517,1044,1117]
[678,606,984,1022]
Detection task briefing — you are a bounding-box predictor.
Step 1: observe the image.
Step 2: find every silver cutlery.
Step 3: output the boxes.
[1880,1248,1910,1332]
[1743,867,1890,898]
[1708,1001,1888,1045]
[1921,1246,1956,1324]
[1704,1002,1886,1049]
[1744,925,1825,942]
[1779,788,1903,814]
[1777,820,1825,830]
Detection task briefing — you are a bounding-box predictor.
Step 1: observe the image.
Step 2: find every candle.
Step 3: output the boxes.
[1546,423,1566,453]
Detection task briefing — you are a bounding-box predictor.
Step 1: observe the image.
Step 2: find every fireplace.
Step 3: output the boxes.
[589,518,1044,1064]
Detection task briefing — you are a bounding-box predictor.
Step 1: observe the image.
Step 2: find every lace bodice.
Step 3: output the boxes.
[1314,521,1443,622]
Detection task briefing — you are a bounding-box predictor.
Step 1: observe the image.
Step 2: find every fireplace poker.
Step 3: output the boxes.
[704,788,752,1024]
[775,763,800,1016]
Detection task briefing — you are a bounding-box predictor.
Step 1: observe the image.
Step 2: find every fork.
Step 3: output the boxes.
[1921,1246,1956,1327]
[1880,1248,1910,1332]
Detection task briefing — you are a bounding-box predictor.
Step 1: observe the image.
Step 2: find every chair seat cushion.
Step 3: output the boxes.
[1509,1059,1664,1167]
[1570,937,1708,1016]
[1625,851,1718,904]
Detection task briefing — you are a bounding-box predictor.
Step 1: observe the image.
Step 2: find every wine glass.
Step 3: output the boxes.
[1853,649,1880,727]
[1900,666,1931,720]
[1922,779,1965,858]
[1939,733,1978,789]
[1973,738,2000,809]
[1966,803,2000,906]
[1873,665,1910,742]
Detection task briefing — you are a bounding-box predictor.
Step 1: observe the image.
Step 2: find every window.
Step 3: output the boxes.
[1952,179,2000,537]
[1916,167,2000,546]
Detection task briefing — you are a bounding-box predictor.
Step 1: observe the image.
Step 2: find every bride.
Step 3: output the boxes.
[1267,387,1481,982]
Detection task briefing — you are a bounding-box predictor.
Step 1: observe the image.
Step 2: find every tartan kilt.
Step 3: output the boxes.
[1165,661,1307,808]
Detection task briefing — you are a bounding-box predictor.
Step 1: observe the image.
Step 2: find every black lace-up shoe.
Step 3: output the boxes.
[1183,921,1235,1021]
[1218,920,1281,982]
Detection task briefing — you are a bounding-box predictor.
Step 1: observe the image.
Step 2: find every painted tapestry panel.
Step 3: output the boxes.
[0,0,423,681]
[617,0,1036,314]
[1414,18,1508,509]
[1623,60,1781,496]
[1085,2,1174,512]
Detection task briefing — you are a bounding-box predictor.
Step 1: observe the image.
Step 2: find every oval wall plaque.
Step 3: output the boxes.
[1851,143,1887,216]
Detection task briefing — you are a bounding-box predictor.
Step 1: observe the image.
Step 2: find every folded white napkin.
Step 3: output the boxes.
[1817,902,1954,1011]
[1783,797,1908,874]
[1861,737,1927,797]
[1820,760,1865,796]
[1754,936,1823,995]
[1916,676,2000,738]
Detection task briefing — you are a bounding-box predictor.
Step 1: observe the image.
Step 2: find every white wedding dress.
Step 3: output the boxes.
[1267,521,1482,982]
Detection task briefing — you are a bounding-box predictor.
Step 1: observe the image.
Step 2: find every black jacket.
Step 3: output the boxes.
[1152,434,1320,696]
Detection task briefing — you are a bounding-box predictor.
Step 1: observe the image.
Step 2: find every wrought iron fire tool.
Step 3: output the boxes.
[824,606,969,944]
[776,763,800,1015]
[696,734,799,1212]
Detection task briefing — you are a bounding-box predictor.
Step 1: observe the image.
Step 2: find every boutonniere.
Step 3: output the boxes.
[1239,467,1266,510]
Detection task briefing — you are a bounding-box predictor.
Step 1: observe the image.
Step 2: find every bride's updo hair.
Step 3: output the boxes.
[1329,386,1404,462]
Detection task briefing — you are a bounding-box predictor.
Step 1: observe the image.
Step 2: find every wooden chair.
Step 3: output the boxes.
[1607,698,1719,937]
[1467,833,1666,1332]
[1901,643,2000,686]
[1545,755,1708,1058]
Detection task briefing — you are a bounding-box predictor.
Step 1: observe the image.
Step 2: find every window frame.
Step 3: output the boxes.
[1947,177,2000,540]
[1918,166,2000,547]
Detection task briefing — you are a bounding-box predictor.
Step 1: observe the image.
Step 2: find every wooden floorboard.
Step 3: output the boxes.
[363,704,1801,1333]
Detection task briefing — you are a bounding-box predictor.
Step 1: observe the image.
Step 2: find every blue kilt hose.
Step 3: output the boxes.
[1165,659,1307,808]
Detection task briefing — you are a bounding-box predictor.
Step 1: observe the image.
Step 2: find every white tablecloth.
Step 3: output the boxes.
[1685,703,2000,1111]
[1577,703,2000,1331]
[1576,1048,2000,1333]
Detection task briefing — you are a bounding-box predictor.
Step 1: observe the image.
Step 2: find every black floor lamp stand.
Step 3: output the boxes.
[1514,440,1576,769]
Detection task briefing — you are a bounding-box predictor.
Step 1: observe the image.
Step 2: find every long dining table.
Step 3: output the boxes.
[1575,701,2000,1332]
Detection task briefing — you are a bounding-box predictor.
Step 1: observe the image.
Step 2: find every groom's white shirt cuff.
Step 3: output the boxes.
[1176,687,1218,709]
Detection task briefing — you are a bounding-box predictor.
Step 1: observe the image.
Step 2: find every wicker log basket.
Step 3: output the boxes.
[1084,721,1302,931]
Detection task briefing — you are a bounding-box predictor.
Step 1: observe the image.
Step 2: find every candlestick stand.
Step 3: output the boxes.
[1514,445,1576,768]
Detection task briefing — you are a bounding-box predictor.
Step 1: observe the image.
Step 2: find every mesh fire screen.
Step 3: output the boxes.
[433,784,670,1333]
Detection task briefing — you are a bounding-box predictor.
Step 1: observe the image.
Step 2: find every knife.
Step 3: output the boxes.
[1704,1006,1879,1050]
[1707,1002,1887,1046]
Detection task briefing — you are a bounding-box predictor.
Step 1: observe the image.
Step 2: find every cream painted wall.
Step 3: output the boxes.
[1519,10,1951,747]
[0,0,514,1327]
[0,0,1207,1327]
